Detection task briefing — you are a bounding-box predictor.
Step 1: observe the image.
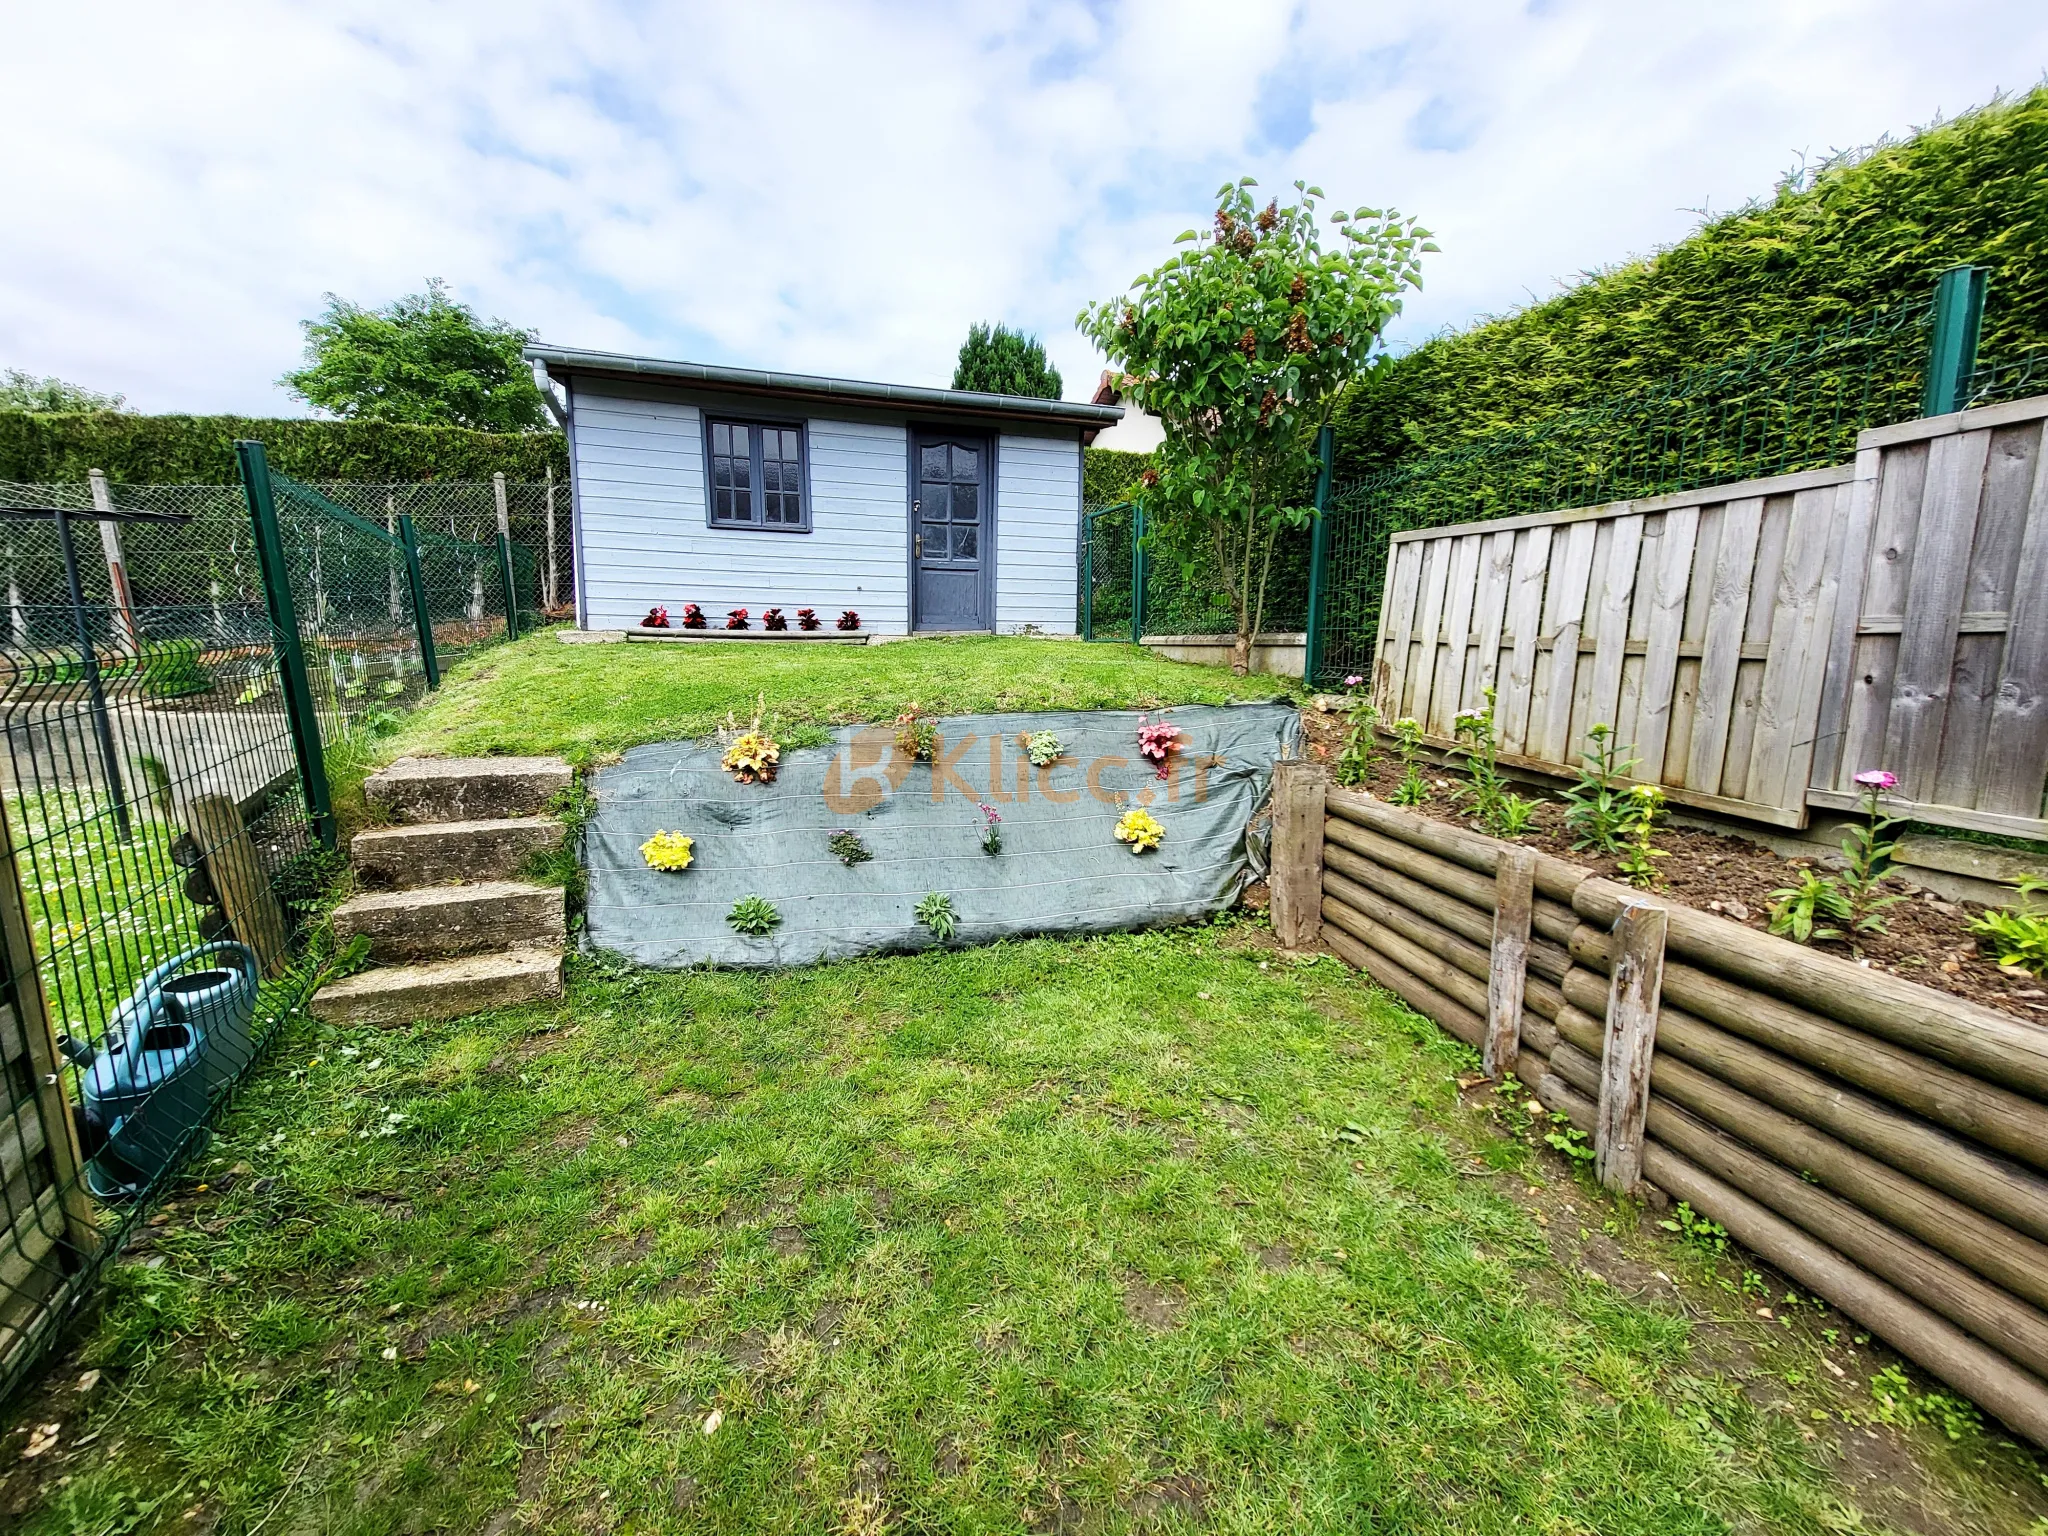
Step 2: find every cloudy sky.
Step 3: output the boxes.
[4,1,2043,415]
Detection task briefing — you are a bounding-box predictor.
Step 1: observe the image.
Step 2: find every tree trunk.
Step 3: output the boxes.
[1231,631,1251,675]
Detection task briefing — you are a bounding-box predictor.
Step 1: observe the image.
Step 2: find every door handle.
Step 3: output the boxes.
[915,533,922,559]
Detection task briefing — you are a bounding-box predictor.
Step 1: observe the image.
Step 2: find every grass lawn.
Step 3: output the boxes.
[5,921,2039,1534]
[378,634,1291,765]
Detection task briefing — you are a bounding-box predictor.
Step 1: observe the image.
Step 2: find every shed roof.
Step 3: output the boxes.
[526,345,1123,429]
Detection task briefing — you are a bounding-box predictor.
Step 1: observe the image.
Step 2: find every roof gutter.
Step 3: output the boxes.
[523,345,1123,429]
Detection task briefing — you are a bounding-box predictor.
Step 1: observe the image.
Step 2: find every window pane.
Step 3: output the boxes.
[714,487,735,521]
[953,525,977,560]
[951,445,977,479]
[921,484,950,522]
[952,484,977,522]
[763,459,782,494]
[922,445,947,482]
[921,520,946,558]
[713,422,732,455]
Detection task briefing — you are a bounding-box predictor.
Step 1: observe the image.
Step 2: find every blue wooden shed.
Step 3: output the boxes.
[526,346,1122,636]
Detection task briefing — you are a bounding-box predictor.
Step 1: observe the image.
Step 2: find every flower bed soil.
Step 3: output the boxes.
[1297,707,2048,1026]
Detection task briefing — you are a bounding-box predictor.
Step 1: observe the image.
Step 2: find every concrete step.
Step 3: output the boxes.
[365,755,573,824]
[331,880,565,964]
[352,816,563,889]
[310,949,564,1028]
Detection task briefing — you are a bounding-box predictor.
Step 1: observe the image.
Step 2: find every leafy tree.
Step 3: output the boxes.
[281,279,548,432]
[1078,178,1432,672]
[951,323,1063,400]
[0,369,126,413]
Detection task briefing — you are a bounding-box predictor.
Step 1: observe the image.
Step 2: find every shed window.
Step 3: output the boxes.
[706,419,808,531]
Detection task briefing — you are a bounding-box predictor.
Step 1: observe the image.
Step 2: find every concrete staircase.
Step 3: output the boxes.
[311,756,573,1027]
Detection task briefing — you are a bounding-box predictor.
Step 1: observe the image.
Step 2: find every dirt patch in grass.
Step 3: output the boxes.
[1299,707,2047,1022]
[1122,1280,1184,1331]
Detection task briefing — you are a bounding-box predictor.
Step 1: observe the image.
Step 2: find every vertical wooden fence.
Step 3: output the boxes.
[1370,393,2048,839]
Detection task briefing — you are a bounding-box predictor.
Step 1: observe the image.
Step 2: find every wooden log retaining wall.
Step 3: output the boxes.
[1288,777,2048,1448]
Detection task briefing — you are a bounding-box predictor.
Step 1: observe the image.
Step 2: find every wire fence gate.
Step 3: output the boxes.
[1079,263,2035,687]
[0,443,535,1403]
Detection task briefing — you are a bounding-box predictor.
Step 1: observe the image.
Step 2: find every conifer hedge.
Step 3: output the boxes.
[1334,88,2048,474]
[0,410,569,483]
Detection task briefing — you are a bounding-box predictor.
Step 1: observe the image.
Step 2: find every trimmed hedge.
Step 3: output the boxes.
[1334,88,2048,474]
[1081,446,1154,507]
[0,410,568,483]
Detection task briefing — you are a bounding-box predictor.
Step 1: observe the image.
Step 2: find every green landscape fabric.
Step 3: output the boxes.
[586,702,1299,968]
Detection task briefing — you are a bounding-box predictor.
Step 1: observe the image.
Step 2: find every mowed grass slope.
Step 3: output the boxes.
[383,634,1291,764]
[6,923,1950,1535]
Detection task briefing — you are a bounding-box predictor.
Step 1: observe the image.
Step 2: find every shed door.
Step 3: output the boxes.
[912,432,989,631]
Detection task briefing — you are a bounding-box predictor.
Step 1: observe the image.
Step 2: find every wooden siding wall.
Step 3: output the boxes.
[994,432,1082,634]
[1370,393,2048,838]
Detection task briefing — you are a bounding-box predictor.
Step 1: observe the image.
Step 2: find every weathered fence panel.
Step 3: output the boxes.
[1810,395,2048,836]
[1372,465,1853,826]
[1370,392,2048,838]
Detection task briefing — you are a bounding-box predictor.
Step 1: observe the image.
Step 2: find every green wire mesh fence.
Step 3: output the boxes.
[0,461,547,1403]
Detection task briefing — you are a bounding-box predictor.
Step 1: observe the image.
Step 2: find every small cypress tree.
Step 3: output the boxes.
[951,323,1063,400]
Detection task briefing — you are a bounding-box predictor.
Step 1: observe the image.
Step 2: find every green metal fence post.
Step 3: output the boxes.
[236,440,335,851]
[1922,265,1987,417]
[497,533,520,642]
[1301,425,1336,688]
[397,513,441,690]
[1129,499,1147,646]
[1081,510,1095,642]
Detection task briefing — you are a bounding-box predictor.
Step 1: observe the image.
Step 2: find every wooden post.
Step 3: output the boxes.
[88,470,139,655]
[1596,901,1667,1193]
[0,796,98,1256]
[184,795,292,977]
[544,465,559,612]
[1268,759,1329,950]
[1485,845,1536,1078]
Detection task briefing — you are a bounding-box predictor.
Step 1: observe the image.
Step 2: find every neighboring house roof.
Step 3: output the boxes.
[526,345,1123,430]
[1083,371,1165,452]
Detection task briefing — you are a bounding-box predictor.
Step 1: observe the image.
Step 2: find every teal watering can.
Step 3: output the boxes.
[60,941,260,1201]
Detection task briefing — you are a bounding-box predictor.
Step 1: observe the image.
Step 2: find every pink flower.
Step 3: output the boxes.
[1853,769,1898,791]
[1343,674,1364,688]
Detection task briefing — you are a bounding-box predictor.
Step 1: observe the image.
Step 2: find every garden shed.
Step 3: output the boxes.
[526,345,1122,635]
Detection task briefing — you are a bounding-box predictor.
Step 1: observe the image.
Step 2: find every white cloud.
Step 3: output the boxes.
[1,0,2041,414]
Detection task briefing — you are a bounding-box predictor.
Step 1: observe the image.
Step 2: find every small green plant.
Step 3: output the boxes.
[727,894,781,936]
[1768,866,1853,943]
[915,891,958,941]
[1616,785,1668,889]
[1870,1363,1984,1442]
[1659,1201,1729,1256]
[1388,716,1430,806]
[1543,1112,1594,1164]
[1024,730,1063,767]
[1561,723,1639,854]
[1970,875,2048,975]
[1451,688,1512,832]
[1334,674,1377,787]
[828,830,873,867]
[1496,793,1541,838]
[1836,769,1905,934]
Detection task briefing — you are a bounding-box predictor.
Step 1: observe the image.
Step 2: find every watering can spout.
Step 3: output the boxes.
[55,1033,95,1069]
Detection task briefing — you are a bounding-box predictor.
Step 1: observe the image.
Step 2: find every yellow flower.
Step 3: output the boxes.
[721,731,781,784]
[1114,807,1164,854]
[640,830,695,872]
